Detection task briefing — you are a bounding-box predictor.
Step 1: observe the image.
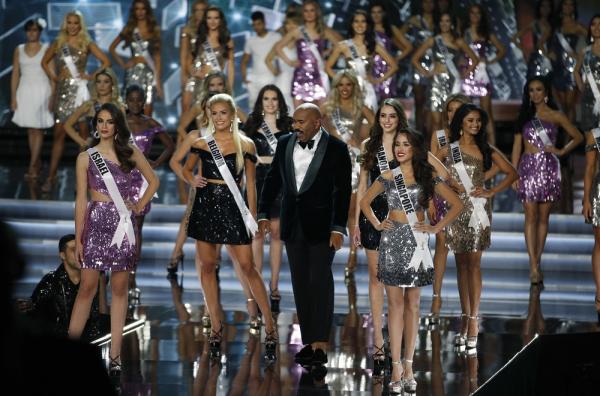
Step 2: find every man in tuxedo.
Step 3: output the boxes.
[258,103,351,367]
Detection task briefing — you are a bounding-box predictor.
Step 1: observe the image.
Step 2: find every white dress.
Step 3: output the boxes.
[12,43,54,129]
[276,45,297,113]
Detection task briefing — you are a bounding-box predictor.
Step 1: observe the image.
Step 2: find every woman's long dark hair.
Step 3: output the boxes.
[449,104,492,171]
[393,127,433,209]
[435,12,458,38]
[553,0,578,30]
[465,3,490,41]
[92,103,135,172]
[195,6,231,56]
[121,0,160,49]
[516,76,558,133]
[368,1,394,38]
[348,10,376,55]
[243,85,293,136]
[535,0,553,20]
[587,14,600,44]
[363,98,409,170]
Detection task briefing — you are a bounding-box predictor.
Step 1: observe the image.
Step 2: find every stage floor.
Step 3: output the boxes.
[108,282,599,396]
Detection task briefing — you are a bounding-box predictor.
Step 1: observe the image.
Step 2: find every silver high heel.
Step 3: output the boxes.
[454,313,468,351]
[466,315,479,355]
[403,359,417,393]
[388,360,404,394]
[426,294,441,329]
[247,298,262,335]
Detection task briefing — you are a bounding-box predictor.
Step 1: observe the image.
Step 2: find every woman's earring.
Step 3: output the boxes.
[261,110,265,117]
[544,96,548,104]
[460,129,464,136]
[276,110,280,119]
[230,122,233,132]
[93,130,99,139]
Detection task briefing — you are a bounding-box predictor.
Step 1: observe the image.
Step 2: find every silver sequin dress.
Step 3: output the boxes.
[54,44,88,123]
[585,142,600,227]
[124,34,157,105]
[429,36,460,112]
[328,107,362,192]
[186,41,226,106]
[581,47,600,131]
[376,175,434,288]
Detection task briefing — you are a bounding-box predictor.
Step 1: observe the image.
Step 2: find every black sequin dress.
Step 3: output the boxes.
[358,160,396,250]
[187,148,257,245]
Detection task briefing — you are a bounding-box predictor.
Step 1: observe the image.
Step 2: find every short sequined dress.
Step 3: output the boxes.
[187,147,257,244]
[550,30,579,91]
[123,32,157,105]
[131,126,165,216]
[429,36,460,112]
[358,159,395,250]
[376,175,433,288]
[54,44,88,123]
[517,119,561,203]
[585,141,600,227]
[445,150,491,253]
[292,30,328,102]
[82,154,136,271]
[461,30,492,97]
[372,31,397,100]
[581,47,600,131]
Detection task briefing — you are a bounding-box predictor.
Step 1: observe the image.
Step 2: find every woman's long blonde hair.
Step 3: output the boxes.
[207,93,244,172]
[303,0,326,35]
[442,93,471,127]
[55,10,91,52]
[324,69,364,121]
[90,67,122,104]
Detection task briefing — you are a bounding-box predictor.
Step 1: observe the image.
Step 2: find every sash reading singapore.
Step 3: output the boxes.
[133,28,156,85]
[391,166,433,271]
[435,35,461,94]
[205,134,258,236]
[583,47,600,116]
[61,45,90,107]
[87,148,136,248]
[449,142,490,229]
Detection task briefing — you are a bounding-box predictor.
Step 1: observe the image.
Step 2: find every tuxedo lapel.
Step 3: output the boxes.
[299,129,329,194]
[285,133,298,194]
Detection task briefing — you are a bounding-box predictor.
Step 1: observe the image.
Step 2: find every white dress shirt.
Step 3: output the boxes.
[293,129,323,190]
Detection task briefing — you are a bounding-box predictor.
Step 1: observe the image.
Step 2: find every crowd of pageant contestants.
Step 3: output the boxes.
[7,0,600,386]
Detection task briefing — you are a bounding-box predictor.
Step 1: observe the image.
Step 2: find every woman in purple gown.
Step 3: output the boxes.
[511,77,582,285]
[69,103,159,377]
[274,0,341,107]
[125,85,174,300]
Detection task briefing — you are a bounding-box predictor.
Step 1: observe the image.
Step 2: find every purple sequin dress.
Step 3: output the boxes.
[517,119,561,203]
[372,31,397,100]
[461,32,492,97]
[292,34,328,102]
[82,156,136,272]
[131,126,164,216]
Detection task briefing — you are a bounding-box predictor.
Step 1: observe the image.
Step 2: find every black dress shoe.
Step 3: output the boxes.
[311,364,328,382]
[312,348,328,366]
[294,344,314,365]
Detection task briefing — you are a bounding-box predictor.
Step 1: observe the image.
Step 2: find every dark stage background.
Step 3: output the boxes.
[0,0,596,129]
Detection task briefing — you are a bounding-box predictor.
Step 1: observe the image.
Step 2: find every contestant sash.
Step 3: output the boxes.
[61,45,90,107]
[205,134,258,236]
[376,145,390,173]
[202,40,221,71]
[260,121,278,153]
[391,166,433,271]
[531,117,561,173]
[592,128,600,154]
[133,28,156,83]
[87,148,136,248]
[333,109,360,156]
[436,129,448,148]
[556,31,576,71]
[347,40,367,78]
[300,26,325,72]
[435,36,461,94]
[449,142,490,229]
[583,47,600,116]
[128,134,159,198]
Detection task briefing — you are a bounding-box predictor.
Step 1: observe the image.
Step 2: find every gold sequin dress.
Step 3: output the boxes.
[124,35,157,105]
[54,44,88,123]
[445,151,491,253]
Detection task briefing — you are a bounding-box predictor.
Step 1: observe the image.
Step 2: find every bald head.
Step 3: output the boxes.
[295,102,321,118]
[293,103,322,142]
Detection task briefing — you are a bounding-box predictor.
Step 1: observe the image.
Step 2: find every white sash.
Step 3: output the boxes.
[556,31,576,71]
[449,143,490,229]
[300,26,325,72]
[435,36,461,94]
[260,121,278,153]
[376,145,390,173]
[391,166,433,271]
[133,28,156,85]
[87,148,136,248]
[593,128,600,153]
[531,118,561,176]
[128,135,158,199]
[436,129,448,148]
[61,45,90,107]
[205,134,258,236]
[583,47,600,116]
[347,40,367,78]
[333,109,360,156]
[202,40,221,71]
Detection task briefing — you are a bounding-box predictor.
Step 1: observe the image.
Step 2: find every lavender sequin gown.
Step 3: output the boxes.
[372,31,397,100]
[517,119,561,203]
[292,34,328,102]
[131,126,164,216]
[82,156,136,271]
[462,31,492,97]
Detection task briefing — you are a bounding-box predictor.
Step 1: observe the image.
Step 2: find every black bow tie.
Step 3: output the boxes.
[298,139,315,150]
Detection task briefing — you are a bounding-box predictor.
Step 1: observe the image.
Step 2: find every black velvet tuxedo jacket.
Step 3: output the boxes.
[258,129,352,243]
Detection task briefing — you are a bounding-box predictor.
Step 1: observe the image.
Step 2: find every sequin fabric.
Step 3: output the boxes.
[83,156,136,271]
[330,108,362,191]
[344,39,377,109]
[292,36,327,102]
[124,36,156,105]
[550,31,578,91]
[186,42,225,105]
[461,32,492,97]
[130,127,164,216]
[54,45,88,123]
[585,143,600,226]
[429,38,459,112]
[407,18,433,86]
[526,21,552,79]
[446,151,491,253]
[581,49,600,131]
[187,149,254,244]
[358,160,395,250]
[517,120,561,203]
[376,176,432,287]
[372,31,397,99]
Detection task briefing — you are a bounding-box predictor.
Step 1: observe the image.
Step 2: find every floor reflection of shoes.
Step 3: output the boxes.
[311,364,327,382]
[294,344,314,366]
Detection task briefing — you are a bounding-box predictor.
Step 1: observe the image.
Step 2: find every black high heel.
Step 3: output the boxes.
[208,323,223,360]
[372,344,386,377]
[167,253,184,275]
[108,355,122,377]
[264,327,278,363]
[270,288,281,314]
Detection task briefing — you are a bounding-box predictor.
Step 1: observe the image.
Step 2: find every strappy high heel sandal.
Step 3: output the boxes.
[466,315,479,355]
[454,313,468,351]
[208,323,223,360]
[247,298,262,335]
[264,327,278,363]
[426,294,442,328]
[270,287,281,314]
[403,359,417,394]
[372,344,386,377]
[40,176,57,193]
[108,355,122,377]
[167,252,184,276]
[201,309,211,335]
[388,360,403,394]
